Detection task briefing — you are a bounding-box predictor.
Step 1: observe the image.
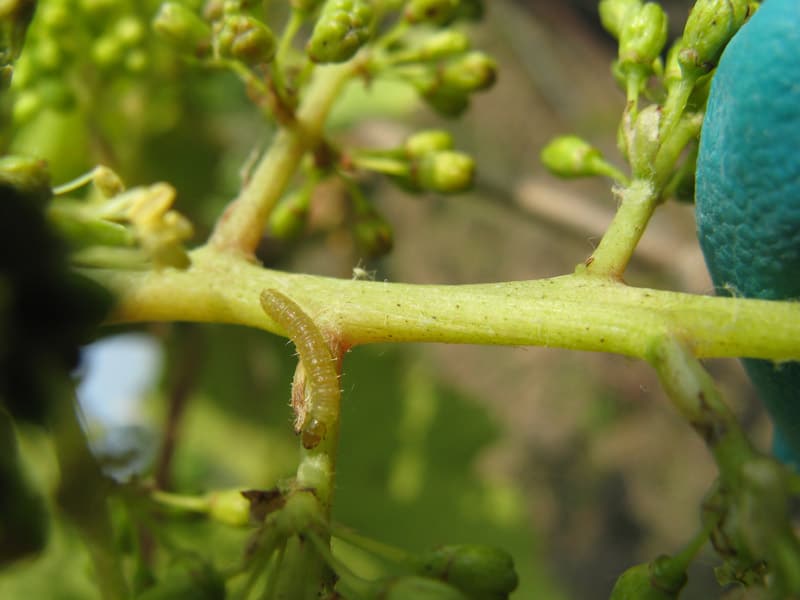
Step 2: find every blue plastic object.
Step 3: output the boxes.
[695,0,800,465]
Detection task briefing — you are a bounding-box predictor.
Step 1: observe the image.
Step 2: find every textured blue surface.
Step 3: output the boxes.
[695,0,800,463]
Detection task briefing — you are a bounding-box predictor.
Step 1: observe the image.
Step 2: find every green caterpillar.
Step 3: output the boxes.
[259,289,340,449]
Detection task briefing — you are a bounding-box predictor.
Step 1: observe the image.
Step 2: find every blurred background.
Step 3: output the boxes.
[1,1,773,598]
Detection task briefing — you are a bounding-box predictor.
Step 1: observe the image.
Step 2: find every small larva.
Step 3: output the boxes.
[260,289,340,449]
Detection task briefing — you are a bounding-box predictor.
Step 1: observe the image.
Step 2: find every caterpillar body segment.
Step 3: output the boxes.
[260,289,340,449]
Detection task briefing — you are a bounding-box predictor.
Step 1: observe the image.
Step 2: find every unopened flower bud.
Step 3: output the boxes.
[404,129,454,158]
[216,15,276,65]
[367,576,468,600]
[619,3,668,67]
[610,555,687,599]
[405,0,460,27]
[153,2,212,57]
[207,489,251,527]
[422,86,470,117]
[678,0,751,78]
[540,135,615,179]
[442,51,497,92]
[415,150,474,193]
[352,212,393,258]
[268,189,310,239]
[307,0,374,63]
[414,545,519,599]
[413,30,469,61]
[598,0,642,39]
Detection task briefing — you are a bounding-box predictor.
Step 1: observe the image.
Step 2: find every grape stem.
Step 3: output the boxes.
[84,246,800,363]
[208,63,355,257]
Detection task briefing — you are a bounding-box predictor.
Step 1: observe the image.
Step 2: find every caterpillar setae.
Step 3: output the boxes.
[260,289,340,449]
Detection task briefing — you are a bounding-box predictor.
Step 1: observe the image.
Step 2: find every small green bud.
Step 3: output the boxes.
[11,90,42,124]
[352,212,393,259]
[610,556,687,599]
[366,576,469,600]
[442,51,497,92]
[415,150,474,193]
[268,189,310,239]
[307,0,374,63]
[421,85,470,117]
[39,3,71,32]
[207,489,251,527]
[0,155,51,207]
[114,16,146,48]
[405,0,460,27]
[404,129,454,158]
[619,3,668,67]
[598,0,642,40]
[415,545,519,600]
[678,0,752,78]
[215,15,276,65]
[413,30,470,61]
[92,34,125,68]
[540,135,615,179]
[153,2,212,57]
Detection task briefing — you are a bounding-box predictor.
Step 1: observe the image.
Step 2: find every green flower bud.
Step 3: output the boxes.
[153,2,212,57]
[442,51,497,92]
[366,576,469,600]
[412,30,470,61]
[307,0,374,63]
[268,189,310,240]
[92,34,125,68]
[598,0,642,40]
[404,129,454,158]
[422,85,470,117]
[12,90,40,123]
[415,545,518,600]
[610,556,687,599]
[352,212,393,259]
[114,16,146,48]
[678,0,752,78]
[414,150,474,193]
[207,489,251,527]
[619,3,668,67]
[540,135,623,180]
[215,15,276,65]
[0,155,51,207]
[405,0,460,27]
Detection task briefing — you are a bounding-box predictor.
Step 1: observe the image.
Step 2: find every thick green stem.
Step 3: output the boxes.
[583,179,659,279]
[647,336,755,480]
[209,63,354,256]
[85,248,800,362]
